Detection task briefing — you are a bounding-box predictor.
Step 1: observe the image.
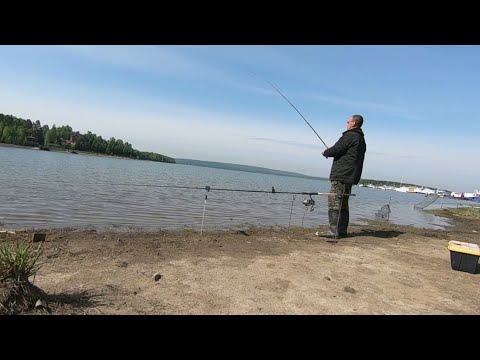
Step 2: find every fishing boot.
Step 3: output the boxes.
[315,209,340,238]
[338,209,349,237]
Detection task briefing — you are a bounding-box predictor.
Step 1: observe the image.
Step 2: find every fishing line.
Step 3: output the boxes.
[105,182,354,196]
[40,179,356,197]
[250,72,329,148]
[32,179,357,234]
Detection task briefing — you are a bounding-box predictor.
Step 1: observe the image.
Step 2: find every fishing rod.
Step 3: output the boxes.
[251,73,329,148]
[107,182,355,197]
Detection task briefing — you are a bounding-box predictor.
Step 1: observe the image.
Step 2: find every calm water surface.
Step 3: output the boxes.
[0,146,469,231]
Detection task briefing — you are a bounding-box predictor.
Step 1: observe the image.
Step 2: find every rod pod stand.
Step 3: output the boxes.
[200,186,211,235]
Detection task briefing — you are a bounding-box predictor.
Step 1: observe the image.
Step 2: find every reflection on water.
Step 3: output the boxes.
[0,146,468,231]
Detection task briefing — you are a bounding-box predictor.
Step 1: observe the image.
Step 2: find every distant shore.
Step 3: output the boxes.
[0,142,138,161]
[0,143,32,150]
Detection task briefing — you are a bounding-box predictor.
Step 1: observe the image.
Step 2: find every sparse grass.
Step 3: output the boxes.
[425,206,480,219]
[0,240,43,282]
[0,240,45,314]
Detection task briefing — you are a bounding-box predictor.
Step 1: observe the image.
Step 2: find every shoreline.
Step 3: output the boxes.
[0,207,467,234]
[2,211,480,315]
[0,142,142,162]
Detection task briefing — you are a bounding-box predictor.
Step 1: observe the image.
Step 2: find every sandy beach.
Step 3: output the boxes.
[1,208,480,315]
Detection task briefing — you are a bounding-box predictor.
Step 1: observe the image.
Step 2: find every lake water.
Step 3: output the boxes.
[0,146,469,231]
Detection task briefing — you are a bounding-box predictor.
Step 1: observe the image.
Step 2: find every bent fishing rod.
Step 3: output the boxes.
[251,73,329,148]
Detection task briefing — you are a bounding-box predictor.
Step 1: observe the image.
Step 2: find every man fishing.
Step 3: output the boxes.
[261,79,366,239]
[316,115,366,239]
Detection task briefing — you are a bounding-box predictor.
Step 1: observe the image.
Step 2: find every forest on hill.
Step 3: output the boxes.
[0,113,175,163]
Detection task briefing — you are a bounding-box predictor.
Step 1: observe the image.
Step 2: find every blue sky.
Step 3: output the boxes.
[0,45,478,191]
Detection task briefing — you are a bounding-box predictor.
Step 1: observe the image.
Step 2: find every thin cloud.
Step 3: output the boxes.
[308,93,421,121]
[61,46,298,99]
[398,154,423,159]
[366,151,422,159]
[252,137,320,150]
[62,45,225,80]
[365,151,390,156]
[229,81,278,96]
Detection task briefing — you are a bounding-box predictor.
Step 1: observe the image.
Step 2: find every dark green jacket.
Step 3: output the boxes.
[323,128,366,185]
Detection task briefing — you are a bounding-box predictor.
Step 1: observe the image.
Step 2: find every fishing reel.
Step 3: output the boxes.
[302,195,315,212]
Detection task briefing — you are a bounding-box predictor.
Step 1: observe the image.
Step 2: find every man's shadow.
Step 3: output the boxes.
[346,229,404,239]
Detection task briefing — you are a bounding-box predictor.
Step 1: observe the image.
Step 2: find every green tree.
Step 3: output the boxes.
[1,126,14,144]
[56,125,72,143]
[15,128,27,145]
[44,130,52,144]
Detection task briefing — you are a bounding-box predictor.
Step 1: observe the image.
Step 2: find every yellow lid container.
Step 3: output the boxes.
[448,241,480,256]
